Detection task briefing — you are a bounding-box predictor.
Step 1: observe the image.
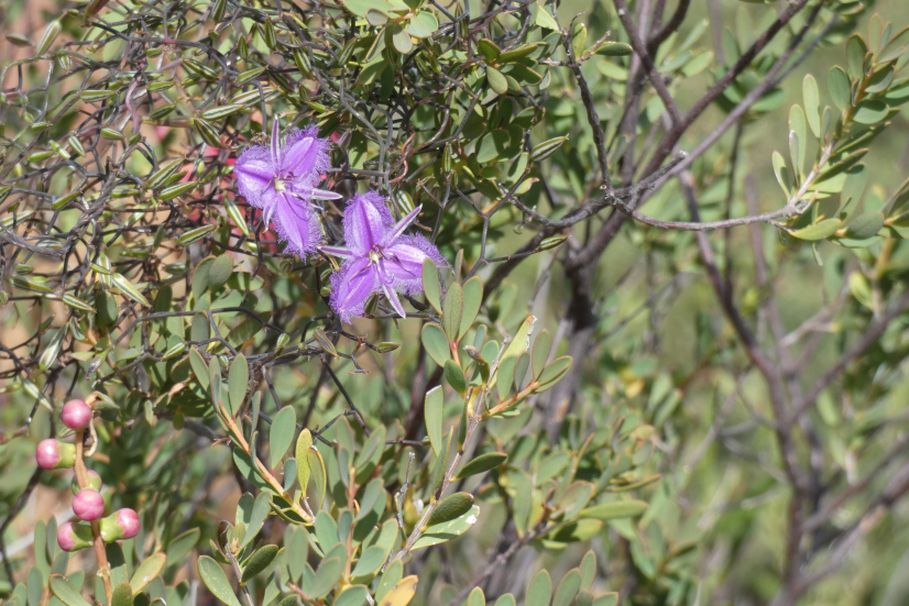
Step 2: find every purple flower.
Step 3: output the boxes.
[234,119,340,257]
[323,191,444,322]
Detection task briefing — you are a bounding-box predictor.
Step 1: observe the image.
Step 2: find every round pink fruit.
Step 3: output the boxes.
[35,439,61,469]
[117,508,140,539]
[61,399,92,430]
[35,439,74,470]
[72,489,105,521]
[57,521,77,551]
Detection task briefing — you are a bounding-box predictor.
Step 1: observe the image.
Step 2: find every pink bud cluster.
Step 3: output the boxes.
[32,397,141,552]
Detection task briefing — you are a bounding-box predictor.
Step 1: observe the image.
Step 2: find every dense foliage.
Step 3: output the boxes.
[2,0,909,604]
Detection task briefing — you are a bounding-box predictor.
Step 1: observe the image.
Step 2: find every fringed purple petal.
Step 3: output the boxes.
[384,235,444,294]
[330,257,380,323]
[273,194,322,257]
[235,145,277,210]
[283,125,331,186]
[342,191,393,255]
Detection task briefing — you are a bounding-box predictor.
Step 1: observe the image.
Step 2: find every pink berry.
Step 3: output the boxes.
[116,508,140,539]
[35,439,61,469]
[57,521,77,551]
[61,399,92,430]
[35,439,74,470]
[72,489,105,521]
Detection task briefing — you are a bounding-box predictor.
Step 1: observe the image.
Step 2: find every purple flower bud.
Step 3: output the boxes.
[72,489,105,521]
[72,469,102,494]
[57,521,92,552]
[35,439,75,470]
[100,508,140,542]
[61,399,92,430]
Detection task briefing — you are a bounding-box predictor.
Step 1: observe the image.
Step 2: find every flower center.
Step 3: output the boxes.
[368,248,382,264]
[274,178,286,192]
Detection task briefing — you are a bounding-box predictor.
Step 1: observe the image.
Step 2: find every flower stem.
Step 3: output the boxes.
[73,430,113,602]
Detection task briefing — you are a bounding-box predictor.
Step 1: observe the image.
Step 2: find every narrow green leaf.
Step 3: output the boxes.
[295,429,314,493]
[241,544,280,582]
[828,66,852,112]
[456,451,508,480]
[459,277,483,340]
[442,282,464,341]
[422,258,442,313]
[269,406,297,467]
[788,218,842,241]
[227,353,249,415]
[427,492,474,526]
[424,386,444,456]
[803,74,821,137]
[579,500,649,521]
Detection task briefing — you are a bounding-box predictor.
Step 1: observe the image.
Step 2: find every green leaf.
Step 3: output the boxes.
[828,66,852,112]
[494,594,517,606]
[424,386,444,456]
[269,406,297,467]
[159,181,197,201]
[307,556,343,598]
[459,277,483,340]
[111,273,150,307]
[422,258,442,313]
[486,66,508,95]
[597,41,633,56]
[534,355,571,392]
[534,1,559,31]
[36,20,61,55]
[444,360,467,394]
[49,576,91,606]
[789,218,842,241]
[466,587,485,606]
[530,136,568,162]
[428,492,475,525]
[239,492,271,549]
[130,552,165,594]
[579,500,649,521]
[803,74,821,137]
[295,429,314,493]
[227,353,249,415]
[165,528,201,564]
[412,505,480,550]
[846,212,884,239]
[392,27,414,54]
[111,583,133,606]
[241,544,280,582]
[853,100,890,125]
[442,282,464,341]
[477,39,501,62]
[421,323,451,367]
[377,574,418,606]
[456,451,508,480]
[198,556,243,606]
[407,11,439,38]
[351,545,386,581]
[335,585,370,606]
[553,569,581,606]
[209,255,233,288]
[189,348,209,389]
